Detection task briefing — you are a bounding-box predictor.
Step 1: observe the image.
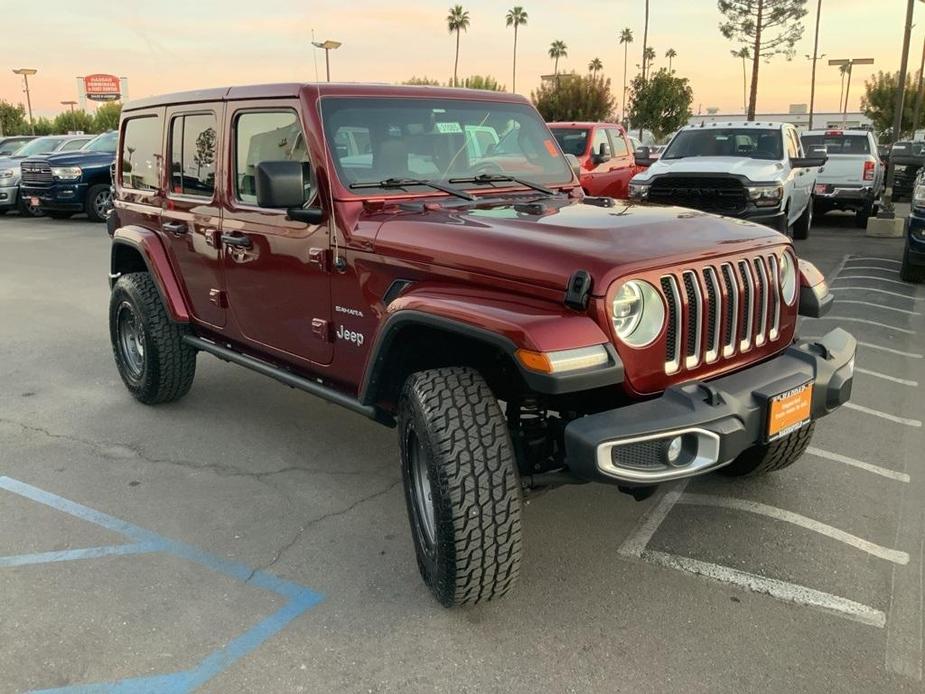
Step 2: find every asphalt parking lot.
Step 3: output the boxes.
[1,210,923,693]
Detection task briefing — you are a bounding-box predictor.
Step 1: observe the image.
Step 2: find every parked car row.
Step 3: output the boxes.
[0,131,116,221]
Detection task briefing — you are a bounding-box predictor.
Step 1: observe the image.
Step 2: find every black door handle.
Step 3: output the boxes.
[162,221,188,235]
[221,233,252,248]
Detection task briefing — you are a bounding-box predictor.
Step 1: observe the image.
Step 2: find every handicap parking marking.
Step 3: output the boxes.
[0,476,324,693]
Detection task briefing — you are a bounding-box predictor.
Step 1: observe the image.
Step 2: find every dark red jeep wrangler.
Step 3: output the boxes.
[107,83,856,606]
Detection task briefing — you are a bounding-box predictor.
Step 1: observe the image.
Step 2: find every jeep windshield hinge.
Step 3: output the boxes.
[564,270,593,310]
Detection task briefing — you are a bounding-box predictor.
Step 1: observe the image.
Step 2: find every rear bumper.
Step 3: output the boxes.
[813,183,876,201]
[20,182,87,212]
[563,328,856,484]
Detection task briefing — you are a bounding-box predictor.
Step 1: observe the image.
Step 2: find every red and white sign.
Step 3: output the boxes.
[83,74,121,102]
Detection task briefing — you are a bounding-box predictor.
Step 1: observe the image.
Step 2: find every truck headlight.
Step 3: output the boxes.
[612,280,665,347]
[747,184,783,207]
[51,166,82,181]
[628,182,650,199]
[780,252,797,305]
[913,183,925,209]
[0,168,14,179]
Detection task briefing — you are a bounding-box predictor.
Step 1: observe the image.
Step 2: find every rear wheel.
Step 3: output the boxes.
[86,184,112,223]
[792,200,812,240]
[398,367,523,607]
[718,422,815,477]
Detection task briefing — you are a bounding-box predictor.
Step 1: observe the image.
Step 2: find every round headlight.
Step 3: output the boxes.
[780,252,797,305]
[612,280,665,347]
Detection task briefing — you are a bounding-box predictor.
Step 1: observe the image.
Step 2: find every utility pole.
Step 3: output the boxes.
[807,0,823,131]
[12,68,37,135]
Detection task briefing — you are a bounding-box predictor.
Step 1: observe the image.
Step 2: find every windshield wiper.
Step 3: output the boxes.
[448,173,555,196]
[349,177,475,201]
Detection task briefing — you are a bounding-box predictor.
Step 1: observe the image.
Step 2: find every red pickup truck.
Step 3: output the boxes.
[548,122,638,198]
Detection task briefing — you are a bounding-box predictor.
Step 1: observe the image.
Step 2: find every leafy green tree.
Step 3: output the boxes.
[718,0,808,120]
[861,71,916,141]
[93,102,122,132]
[461,75,506,91]
[53,110,95,134]
[447,5,471,87]
[588,57,603,78]
[531,73,615,122]
[32,117,55,136]
[403,76,442,86]
[548,40,568,76]
[0,100,28,136]
[506,6,528,93]
[627,68,693,141]
[619,28,634,122]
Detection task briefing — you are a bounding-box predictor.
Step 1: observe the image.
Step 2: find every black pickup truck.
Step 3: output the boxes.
[890,140,925,202]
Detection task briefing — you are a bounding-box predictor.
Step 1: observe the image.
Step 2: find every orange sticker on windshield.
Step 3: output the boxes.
[544,139,560,157]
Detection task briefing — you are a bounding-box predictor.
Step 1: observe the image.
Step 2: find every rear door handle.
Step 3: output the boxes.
[221,233,252,248]
[162,221,188,235]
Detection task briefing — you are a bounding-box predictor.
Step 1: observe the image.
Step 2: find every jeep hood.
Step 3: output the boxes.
[372,197,786,295]
[638,157,785,183]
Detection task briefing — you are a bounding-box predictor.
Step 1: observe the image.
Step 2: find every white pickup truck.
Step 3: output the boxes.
[800,129,883,228]
[629,121,826,239]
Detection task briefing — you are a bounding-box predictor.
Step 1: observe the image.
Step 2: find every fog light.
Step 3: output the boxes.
[665,436,683,464]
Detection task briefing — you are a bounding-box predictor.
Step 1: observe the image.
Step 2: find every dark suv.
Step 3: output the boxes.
[107,83,856,606]
[20,130,117,221]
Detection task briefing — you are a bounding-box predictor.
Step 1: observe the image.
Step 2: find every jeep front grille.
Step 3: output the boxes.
[661,252,784,375]
[20,161,53,186]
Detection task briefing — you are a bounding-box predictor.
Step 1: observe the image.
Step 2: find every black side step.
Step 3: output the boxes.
[182,335,393,426]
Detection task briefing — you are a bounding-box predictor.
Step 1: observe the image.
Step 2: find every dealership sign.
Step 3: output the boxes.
[83,74,121,102]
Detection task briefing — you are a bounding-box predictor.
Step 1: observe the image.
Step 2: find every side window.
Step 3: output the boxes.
[234,110,310,205]
[169,113,217,197]
[122,116,162,191]
[591,128,610,157]
[607,129,629,157]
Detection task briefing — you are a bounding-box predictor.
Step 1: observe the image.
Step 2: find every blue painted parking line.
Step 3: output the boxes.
[0,476,324,693]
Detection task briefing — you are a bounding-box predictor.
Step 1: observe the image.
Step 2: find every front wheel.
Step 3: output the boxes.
[792,200,812,240]
[776,204,793,237]
[399,367,523,607]
[718,422,815,477]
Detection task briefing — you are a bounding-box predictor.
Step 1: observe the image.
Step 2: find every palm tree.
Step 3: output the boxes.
[644,47,656,68]
[665,48,677,72]
[641,0,650,81]
[548,40,568,76]
[447,5,471,87]
[588,57,603,78]
[619,27,634,123]
[505,6,528,93]
[731,47,750,114]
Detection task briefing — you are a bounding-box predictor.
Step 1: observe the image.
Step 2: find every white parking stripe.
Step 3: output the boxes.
[806,447,911,483]
[844,402,923,428]
[679,494,910,565]
[808,316,917,335]
[855,367,919,387]
[834,275,917,288]
[848,257,902,265]
[831,287,923,301]
[617,483,687,558]
[642,550,887,628]
[841,265,908,274]
[834,300,921,316]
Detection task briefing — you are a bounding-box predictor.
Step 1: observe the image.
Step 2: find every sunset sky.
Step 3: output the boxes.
[0,0,914,118]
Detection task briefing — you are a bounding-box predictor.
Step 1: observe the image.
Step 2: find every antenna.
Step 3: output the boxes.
[311,28,344,271]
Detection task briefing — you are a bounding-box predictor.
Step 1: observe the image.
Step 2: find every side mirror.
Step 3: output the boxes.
[593,141,612,164]
[564,153,581,178]
[634,146,655,167]
[791,154,827,169]
[255,160,324,223]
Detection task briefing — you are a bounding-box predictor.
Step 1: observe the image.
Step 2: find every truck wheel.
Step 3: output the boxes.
[109,272,197,404]
[792,201,812,240]
[86,184,113,223]
[901,245,925,283]
[776,205,792,237]
[398,367,523,607]
[718,422,815,477]
[855,201,873,229]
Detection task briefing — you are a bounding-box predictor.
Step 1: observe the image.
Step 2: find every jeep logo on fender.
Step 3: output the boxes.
[336,325,364,346]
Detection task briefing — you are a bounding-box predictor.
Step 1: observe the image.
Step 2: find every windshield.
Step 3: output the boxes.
[14,137,63,157]
[663,128,783,160]
[322,97,573,193]
[82,131,118,153]
[550,128,589,157]
[801,133,871,155]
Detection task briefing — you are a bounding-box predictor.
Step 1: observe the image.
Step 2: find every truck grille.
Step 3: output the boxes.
[648,176,747,214]
[20,161,53,186]
[660,252,783,375]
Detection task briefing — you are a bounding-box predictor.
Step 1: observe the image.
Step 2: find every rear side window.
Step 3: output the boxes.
[801,134,871,155]
[59,139,89,152]
[234,110,310,204]
[122,116,162,191]
[550,128,589,157]
[607,129,629,157]
[169,113,217,197]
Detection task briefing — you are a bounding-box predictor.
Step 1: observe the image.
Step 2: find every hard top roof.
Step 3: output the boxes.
[681,121,792,130]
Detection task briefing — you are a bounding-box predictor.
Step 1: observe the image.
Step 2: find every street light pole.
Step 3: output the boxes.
[311,40,342,82]
[828,58,874,128]
[61,100,77,115]
[807,0,823,131]
[12,68,38,135]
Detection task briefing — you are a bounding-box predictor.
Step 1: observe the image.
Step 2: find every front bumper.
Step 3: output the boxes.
[564,328,856,484]
[20,182,87,212]
[739,206,786,227]
[0,183,18,210]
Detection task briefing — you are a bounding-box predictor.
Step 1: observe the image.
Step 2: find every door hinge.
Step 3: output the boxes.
[308,247,329,272]
[312,318,333,342]
[208,288,227,308]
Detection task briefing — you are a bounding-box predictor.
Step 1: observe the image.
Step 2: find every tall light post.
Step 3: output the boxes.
[60,100,77,114]
[828,58,874,127]
[311,40,342,82]
[12,68,37,135]
[806,0,823,131]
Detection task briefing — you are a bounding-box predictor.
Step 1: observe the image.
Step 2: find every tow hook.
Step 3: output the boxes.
[618,485,659,502]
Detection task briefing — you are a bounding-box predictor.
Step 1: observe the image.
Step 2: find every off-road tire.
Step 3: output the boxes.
[86,184,112,223]
[901,245,925,283]
[109,272,196,404]
[793,200,812,240]
[855,201,873,229]
[718,422,815,477]
[46,211,73,219]
[398,367,523,607]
